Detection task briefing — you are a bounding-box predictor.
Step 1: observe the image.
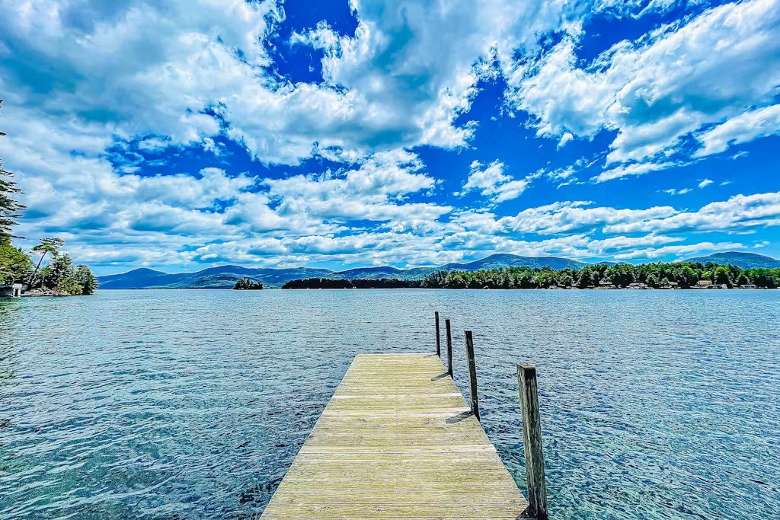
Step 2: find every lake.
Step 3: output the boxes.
[1,289,779,519]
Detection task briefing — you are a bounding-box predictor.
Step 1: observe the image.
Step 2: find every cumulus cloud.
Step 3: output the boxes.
[262,150,451,225]
[499,201,678,235]
[459,160,528,203]
[512,0,780,176]
[3,0,779,272]
[594,161,676,183]
[694,104,780,158]
[604,192,780,234]
[0,0,595,166]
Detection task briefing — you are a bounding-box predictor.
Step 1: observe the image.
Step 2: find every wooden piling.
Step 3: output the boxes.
[435,311,441,356]
[464,331,480,422]
[517,364,548,520]
[445,319,453,377]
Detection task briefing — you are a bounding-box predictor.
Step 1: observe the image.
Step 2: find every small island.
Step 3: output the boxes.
[233,278,264,290]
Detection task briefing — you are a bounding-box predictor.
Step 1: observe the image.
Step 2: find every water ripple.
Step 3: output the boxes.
[1,289,779,518]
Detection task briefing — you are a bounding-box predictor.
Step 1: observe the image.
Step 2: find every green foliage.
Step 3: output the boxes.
[1,101,24,238]
[29,237,64,287]
[36,252,98,295]
[714,266,732,287]
[0,167,23,238]
[233,277,264,290]
[419,262,780,289]
[74,265,98,294]
[0,237,33,285]
[45,253,73,288]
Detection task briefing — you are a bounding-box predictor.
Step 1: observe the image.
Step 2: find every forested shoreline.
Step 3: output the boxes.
[283,262,780,289]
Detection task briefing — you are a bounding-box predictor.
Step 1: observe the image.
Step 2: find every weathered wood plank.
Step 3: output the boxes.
[518,364,548,520]
[260,353,527,519]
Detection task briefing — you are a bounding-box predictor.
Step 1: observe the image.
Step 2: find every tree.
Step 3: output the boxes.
[0,236,33,285]
[44,253,73,289]
[714,266,732,287]
[645,273,658,288]
[1,100,24,239]
[29,237,64,288]
[675,265,698,288]
[0,168,23,238]
[607,264,634,287]
[74,265,98,294]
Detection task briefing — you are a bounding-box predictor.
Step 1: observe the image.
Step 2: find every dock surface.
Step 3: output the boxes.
[261,353,527,519]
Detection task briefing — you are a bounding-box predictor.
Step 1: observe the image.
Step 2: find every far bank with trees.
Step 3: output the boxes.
[283,262,780,290]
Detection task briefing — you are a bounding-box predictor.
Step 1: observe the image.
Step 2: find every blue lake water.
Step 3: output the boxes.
[1,289,779,519]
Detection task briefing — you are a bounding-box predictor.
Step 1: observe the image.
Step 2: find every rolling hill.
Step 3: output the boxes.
[97,254,585,289]
[684,251,780,269]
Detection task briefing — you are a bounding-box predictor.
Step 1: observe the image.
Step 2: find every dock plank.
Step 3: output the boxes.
[260,353,527,519]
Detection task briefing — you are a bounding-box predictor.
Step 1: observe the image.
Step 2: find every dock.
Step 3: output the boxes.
[260,353,529,519]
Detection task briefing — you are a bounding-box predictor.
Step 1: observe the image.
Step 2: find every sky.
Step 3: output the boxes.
[1,0,779,275]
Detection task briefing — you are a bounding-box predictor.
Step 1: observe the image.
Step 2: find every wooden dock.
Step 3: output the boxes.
[260,353,528,519]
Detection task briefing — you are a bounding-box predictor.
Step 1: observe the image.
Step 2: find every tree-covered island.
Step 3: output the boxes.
[283,262,780,290]
[233,278,264,290]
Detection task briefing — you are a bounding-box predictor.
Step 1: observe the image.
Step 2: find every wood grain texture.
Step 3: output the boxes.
[435,312,441,357]
[518,364,548,520]
[464,331,480,422]
[261,353,527,519]
[445,320,453,377]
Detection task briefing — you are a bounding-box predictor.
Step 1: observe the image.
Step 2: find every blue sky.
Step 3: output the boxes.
[1,0,779,274]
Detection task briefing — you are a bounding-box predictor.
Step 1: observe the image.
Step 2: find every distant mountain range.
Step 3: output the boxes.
[683,251,780,269]
[97,251,779,289]
[97,254,584,289]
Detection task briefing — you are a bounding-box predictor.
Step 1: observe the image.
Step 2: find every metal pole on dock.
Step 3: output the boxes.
[464,331,480,421]
[435,311,441,356]
[517,364,548,520]
[445,319,453,377]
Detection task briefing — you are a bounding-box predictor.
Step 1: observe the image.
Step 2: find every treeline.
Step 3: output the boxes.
[281,262,780,290]
[283,277,421,289]
[421,263,780,289]
[1,236,97,295]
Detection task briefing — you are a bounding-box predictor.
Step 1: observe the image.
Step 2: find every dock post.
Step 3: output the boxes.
[445,319,453,376]
[435,311,441,356]
[517,364,548,520]
[464,331,480,421]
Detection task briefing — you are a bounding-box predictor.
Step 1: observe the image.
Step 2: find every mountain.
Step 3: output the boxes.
[98,266,332,289]
[439,253,583,271]
[97,254,585,289]
[684,251,780,269]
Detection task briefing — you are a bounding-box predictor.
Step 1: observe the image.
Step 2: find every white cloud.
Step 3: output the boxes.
[662,188,692,196]
[498,201,678,235]
[459,160,528,203]
[594,161,675,183]
[511,0,780,174]
[262,150,451,225]
[698,178,714,189]
[694,104,780,158]
[614,241,745,260]
[604,192,780,234]
[0,0,597,167]
[4,0,780,272]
